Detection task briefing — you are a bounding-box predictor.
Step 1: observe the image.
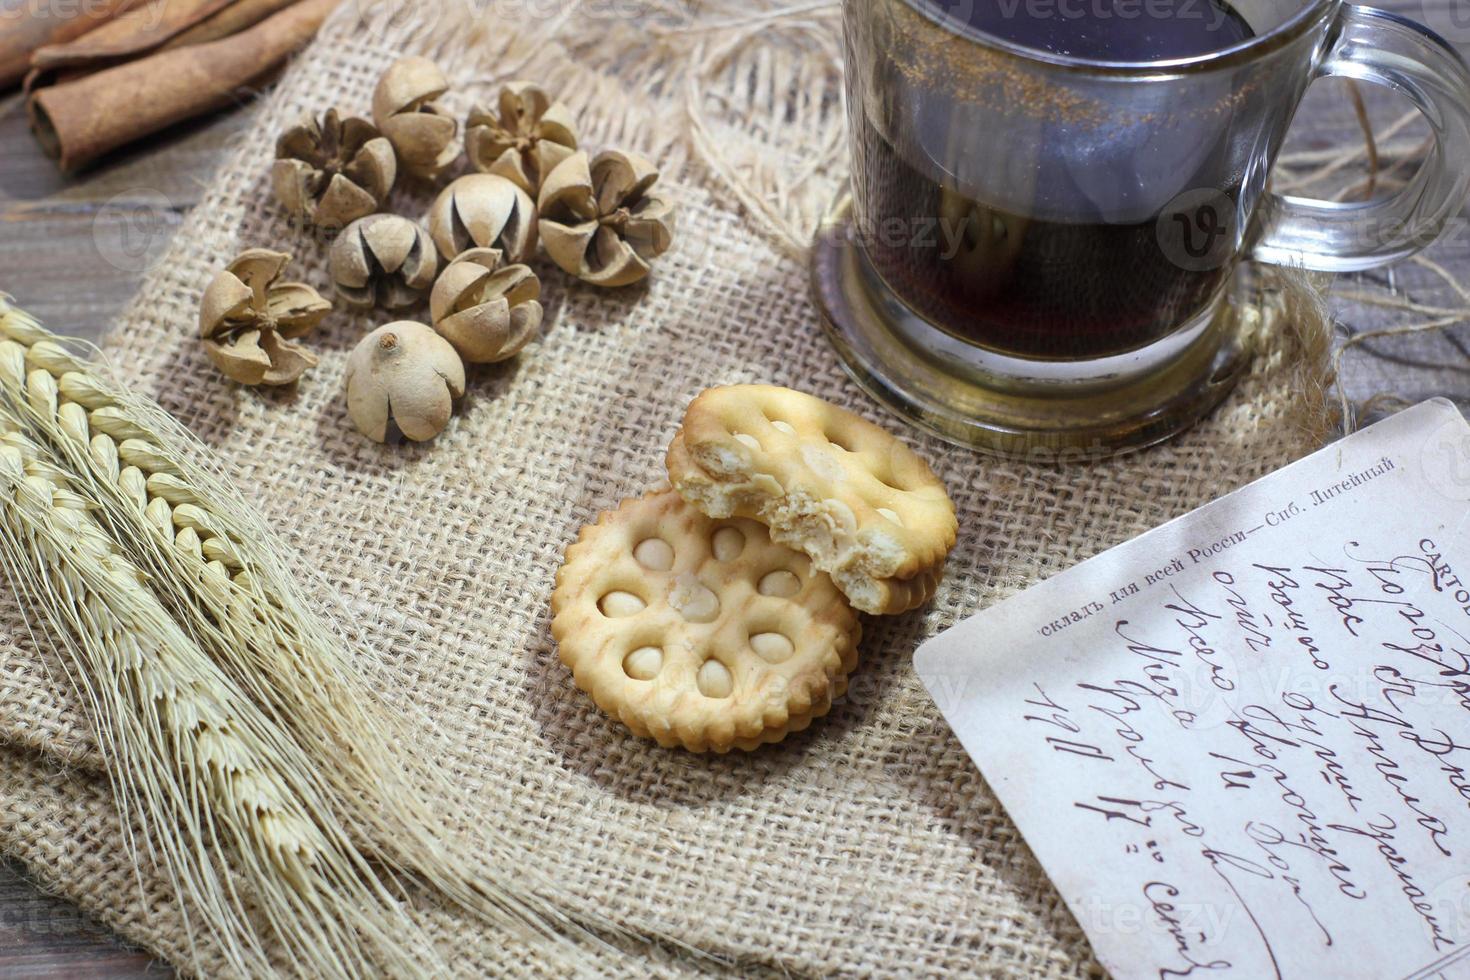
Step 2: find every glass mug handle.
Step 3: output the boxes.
[1250,5,1470,272]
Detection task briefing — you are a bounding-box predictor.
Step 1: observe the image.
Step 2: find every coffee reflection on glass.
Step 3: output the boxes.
[815,0,1470,455]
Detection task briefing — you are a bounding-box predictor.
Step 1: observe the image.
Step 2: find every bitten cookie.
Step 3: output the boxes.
[551,488,861,752]
[666,385,956,615]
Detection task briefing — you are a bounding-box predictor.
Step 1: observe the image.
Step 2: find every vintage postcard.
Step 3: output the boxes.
[917,399,1470,979]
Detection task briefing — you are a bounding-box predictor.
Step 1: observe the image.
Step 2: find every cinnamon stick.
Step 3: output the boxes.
[26,0,301,88]
[27,0,337,172]
[0,0,142,89]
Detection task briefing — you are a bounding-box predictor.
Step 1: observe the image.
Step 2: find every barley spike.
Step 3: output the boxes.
[0,417,441,978]
[0,295,649,969]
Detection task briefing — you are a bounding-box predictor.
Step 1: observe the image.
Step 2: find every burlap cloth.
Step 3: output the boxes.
[0,0,1338,975]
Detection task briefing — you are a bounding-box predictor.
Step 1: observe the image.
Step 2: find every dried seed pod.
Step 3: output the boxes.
[372,56,459,180]
[427,173,537,263]
[272,107,396,229]
[538,149,675,287]
[430,248,542,363]
[198,248,330,385]
[464,80,578,194]
[344,321,465,442]
[329,214,438,311]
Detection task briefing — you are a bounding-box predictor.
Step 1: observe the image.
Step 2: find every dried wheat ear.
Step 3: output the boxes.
[0,297,642,975]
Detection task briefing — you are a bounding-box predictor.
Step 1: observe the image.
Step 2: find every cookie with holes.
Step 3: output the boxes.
[666,385,956,615]
[551,488,861,752]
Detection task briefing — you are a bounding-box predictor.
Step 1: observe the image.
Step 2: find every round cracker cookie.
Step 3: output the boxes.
[551,489,860,752]
[665,385,956,615]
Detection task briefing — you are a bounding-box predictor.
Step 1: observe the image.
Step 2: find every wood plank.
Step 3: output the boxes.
[0,859,159,978]
[0,90,255,342]
[0,92,252,208]
[0,209,184,342]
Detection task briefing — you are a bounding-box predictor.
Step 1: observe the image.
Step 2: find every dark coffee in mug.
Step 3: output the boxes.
[851,0,1259,358]
[822,0,1470,452]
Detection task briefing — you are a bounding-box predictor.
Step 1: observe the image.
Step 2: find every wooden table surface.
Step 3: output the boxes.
[0,2,1467,973]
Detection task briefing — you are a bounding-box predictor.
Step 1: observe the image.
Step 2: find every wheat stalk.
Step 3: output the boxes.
[0,415,440,978]
[0,298,632,966]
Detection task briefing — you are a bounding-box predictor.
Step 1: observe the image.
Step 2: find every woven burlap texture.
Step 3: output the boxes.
[0,1,1336,975]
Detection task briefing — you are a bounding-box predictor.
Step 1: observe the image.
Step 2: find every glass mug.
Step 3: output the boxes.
[811,0,1470,456]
